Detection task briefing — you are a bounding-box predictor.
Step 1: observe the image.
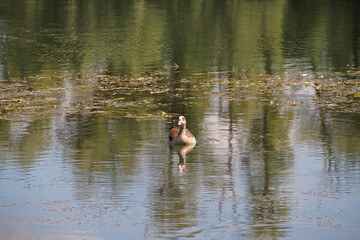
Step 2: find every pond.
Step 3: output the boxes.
[1,0,360,239]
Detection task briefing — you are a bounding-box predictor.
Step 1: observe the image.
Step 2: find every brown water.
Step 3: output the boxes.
[1,0,360,239]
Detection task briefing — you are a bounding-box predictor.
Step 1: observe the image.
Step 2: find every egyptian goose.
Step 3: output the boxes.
[169,116,196,145]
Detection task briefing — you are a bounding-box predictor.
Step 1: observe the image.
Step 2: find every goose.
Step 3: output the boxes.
[169,116,196,145]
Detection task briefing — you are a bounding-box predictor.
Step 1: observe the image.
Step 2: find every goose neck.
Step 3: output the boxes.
[179,124,186,133]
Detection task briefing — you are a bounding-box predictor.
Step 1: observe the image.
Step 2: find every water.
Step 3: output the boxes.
[0,0,359,78]
[1,100,360,239]
[1,0,360,239]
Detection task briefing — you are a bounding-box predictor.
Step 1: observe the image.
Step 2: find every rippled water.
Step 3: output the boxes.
[1,95,360,239]
[0,0,359,78]
[1,0,360,239]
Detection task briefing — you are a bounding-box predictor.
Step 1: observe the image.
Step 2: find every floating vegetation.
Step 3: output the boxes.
[0,66,359,120]
[310,67,360,112]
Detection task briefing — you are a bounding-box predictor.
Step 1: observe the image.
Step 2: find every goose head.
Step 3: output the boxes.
[178,116,186,127]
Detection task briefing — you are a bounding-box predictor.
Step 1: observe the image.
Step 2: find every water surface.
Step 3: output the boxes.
[1,0,360,239]
[0,0,359,78]
[1,93,360,239]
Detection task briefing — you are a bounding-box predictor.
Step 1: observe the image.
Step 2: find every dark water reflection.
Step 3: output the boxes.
[0,0,359,78]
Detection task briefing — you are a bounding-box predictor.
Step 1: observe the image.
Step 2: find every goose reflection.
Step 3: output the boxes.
[170,143,196,172]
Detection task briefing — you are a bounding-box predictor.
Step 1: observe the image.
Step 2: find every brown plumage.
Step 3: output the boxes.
[169,116,196,145]
[169,125,179,142]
